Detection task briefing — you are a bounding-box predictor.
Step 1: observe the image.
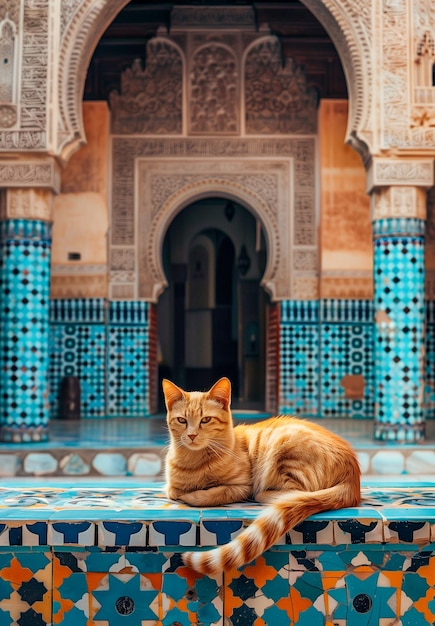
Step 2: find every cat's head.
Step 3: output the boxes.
[162,378,232,451]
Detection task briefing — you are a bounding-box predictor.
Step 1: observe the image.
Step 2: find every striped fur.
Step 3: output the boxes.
[163,377,361,576]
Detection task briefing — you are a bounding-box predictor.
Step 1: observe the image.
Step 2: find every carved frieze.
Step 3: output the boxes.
[0,0,47,149]
[111,248,136,271]
[110,40,183,135]
[367,158,434,190]
[0,0,19,23]
[0,159,61,192]
[111,137,315,248]
[60,0,83,37]
[320,273,373,299]
[245,37,318,135]
[371,185,428,220]
[411,0,435,127]
[51,273,107,299]
[171,6,255,28]
[135,158,298,302]
[2,188,54,221]
[292,276,319,300]
[294,249,318,271]
[189,43,239,134]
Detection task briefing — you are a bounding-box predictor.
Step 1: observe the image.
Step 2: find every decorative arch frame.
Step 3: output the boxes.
[57,0,373,162]
[136,161,285,302]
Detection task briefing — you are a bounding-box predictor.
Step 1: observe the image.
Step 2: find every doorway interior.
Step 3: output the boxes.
[157,197,269,410]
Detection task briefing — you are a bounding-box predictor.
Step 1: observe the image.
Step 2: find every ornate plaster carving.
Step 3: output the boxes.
[110,39,183,135]
[56,0,371,160]
[245,37,318,134]
[320,272,374,299]
[371,185,428,220]
[189,42,239,134]
[0,159,61,192]
[292,276,319,300]
[2,188,54,221]
[367,158,434,190]
[111,137,315,247]
[0,0,48,149]
[111,247,135,271]
[51,273,107,299]
[294,249,318,271]
[301,0,373,158]
[411,1,435,128]
[110,283,135,300]
[136,159,294,302]
[171,6,255,28]
[57,0,130,161]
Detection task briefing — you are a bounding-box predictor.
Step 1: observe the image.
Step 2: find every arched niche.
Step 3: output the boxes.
[135,160,286,303]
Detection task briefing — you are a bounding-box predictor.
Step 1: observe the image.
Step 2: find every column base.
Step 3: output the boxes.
[374,422,425,443]
[0,425,49,443]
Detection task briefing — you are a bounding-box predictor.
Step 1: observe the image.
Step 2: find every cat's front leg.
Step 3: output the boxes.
[180,484,251,507]
[166,486,184,501]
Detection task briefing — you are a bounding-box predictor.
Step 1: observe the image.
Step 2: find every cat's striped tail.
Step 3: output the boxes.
[183,483,359,576]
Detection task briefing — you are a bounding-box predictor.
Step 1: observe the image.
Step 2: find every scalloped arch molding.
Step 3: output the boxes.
[59,0,372,161]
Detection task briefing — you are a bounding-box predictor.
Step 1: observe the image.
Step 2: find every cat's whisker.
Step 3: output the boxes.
[207,440,239,459]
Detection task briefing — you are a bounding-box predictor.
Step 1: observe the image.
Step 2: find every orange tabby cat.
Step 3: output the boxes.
[163,377,361,576]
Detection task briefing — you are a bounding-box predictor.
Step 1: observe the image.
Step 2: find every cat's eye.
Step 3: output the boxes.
[201,416,212,424]
[177,417,187,424]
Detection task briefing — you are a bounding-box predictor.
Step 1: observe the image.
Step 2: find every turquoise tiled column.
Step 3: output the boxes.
[0,219,52,441]
[373,218,425,442]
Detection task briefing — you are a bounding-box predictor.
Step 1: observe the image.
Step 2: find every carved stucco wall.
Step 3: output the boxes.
[110,138,316,302]
[4,2,435,163]
[109,24,319,302]
[0,0,376,162]
[2,1,435,300]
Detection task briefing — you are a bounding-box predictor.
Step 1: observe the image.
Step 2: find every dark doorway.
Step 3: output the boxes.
[157,197,267,409]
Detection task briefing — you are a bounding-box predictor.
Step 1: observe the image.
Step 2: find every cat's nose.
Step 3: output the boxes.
[188,433,197,441]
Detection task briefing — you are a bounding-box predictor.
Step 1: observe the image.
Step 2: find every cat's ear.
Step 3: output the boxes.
[208,377,231,410]
[162,379,184,410]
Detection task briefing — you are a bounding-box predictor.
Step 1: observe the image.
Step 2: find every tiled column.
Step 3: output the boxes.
[0,189,54,441]
[369,175,431,442]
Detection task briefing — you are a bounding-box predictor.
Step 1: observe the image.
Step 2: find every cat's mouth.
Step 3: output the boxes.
[184,438,201,448]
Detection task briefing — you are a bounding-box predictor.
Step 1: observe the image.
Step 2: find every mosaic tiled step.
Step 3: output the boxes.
[1,483,435,625]
[0,484,435,547]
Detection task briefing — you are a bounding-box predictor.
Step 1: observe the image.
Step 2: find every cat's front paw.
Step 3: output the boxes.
[179,491,210,506]
[166,487,182,501]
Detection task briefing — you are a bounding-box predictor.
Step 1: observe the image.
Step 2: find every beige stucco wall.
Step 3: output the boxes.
[318,100,373,299]
[51,102,109,298]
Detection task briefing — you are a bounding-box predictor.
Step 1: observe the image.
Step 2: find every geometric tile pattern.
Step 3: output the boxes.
[0,484,434,546]
[425,301,435,419]
[107,301,150,416]
[279,300,319,416]
[49,302,106,418]
[279,300,374,419]
[373,218,426,442]
[320,299,374,419]
[48,300,150,419]
[0,484,435,624]
[0,220,52,442]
